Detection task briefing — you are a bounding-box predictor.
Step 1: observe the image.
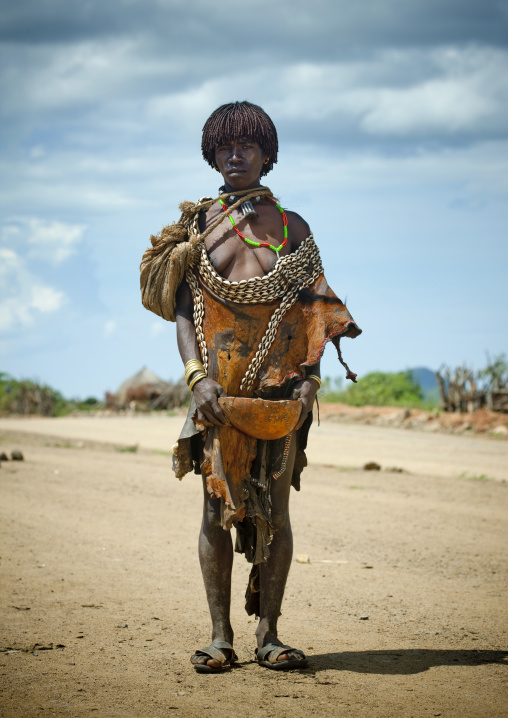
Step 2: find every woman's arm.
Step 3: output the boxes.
[291,361,321,430]
[175,280,227,426]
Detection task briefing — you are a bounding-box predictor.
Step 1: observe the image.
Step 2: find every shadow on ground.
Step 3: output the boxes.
[304,649,508,675]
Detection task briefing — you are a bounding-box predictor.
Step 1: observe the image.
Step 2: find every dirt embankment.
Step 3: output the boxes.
[318,403,508,437]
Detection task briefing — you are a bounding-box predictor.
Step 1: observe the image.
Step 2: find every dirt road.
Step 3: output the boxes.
[0,416,507,717]
[2,413,507,480]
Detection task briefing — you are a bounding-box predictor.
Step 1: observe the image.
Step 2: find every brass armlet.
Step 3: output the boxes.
[306,374,322,389]
[185,359,205,385]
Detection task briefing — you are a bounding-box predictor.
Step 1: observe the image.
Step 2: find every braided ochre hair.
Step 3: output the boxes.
[201,101,278,176]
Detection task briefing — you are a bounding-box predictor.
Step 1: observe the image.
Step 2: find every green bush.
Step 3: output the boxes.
[0,372,102,416]
[321,371,433,409]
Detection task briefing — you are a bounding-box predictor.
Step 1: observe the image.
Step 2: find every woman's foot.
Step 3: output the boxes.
[256,624,308,669]
[256,641,308,670]
[191,640,237,673]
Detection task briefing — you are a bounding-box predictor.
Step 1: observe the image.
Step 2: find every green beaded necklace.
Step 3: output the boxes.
[218,197,288,258]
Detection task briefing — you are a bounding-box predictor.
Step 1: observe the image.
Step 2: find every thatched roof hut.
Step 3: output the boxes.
[114,367,171,408]
[148,381,189,410]
[110,367,189,410]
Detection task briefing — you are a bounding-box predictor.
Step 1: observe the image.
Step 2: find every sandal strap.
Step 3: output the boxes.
[258,643,300,664]
[194,641,236,665]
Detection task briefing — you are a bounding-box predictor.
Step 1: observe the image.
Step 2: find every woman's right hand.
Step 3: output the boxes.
[193,377,228,427]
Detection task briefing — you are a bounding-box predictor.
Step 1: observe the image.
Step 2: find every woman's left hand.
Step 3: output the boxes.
[291,378,320,430]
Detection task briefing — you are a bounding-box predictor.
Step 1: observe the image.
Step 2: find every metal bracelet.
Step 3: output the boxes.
[306,374,322,389]
[185,359,205,384]
[188,372,208,391]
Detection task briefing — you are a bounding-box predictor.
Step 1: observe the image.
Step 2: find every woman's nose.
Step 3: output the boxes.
[229,146,243,161]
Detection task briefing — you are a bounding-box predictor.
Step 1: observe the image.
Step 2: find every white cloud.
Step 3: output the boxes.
[149,320,167,338]
[0,298,32,332]
[147,78,224,128]
[103,320,117,338]
[1,39,137,117]
[29,145,46,159]
[359,79,492,135]
[30,286,65,313]
[269,47,508,139]
[2,217,86,264]
[357,49,508,136]
[0,248,66,332]
[28,219,85,263]
[0,247,19,273]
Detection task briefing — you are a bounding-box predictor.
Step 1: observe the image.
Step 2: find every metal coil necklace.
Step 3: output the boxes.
[218,197,288,258]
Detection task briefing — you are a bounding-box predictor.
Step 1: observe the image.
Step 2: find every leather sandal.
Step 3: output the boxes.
[191,641,238,673]
[256,643,308,670]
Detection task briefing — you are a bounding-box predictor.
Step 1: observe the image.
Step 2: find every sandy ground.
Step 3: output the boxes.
[0,415,507,718]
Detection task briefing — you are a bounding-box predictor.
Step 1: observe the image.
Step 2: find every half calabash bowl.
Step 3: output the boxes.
[218,397,303,440]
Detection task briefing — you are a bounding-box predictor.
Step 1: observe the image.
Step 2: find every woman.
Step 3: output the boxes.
[140,101,361,672]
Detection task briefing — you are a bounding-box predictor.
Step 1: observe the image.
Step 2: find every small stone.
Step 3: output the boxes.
[296,554,310,564]
[0,452,8,461]
[364,461,381,471]
[11,450,24,461]
[359,615,369,620]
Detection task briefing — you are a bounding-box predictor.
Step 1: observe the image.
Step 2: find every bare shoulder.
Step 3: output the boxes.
[198,203,221,232]
[285,210,311,249]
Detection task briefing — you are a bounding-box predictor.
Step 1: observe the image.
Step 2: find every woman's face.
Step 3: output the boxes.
[214,137,265,190]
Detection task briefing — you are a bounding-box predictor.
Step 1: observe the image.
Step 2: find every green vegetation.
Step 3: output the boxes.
[0,372,101,417]
[459,471,493,482]
[82,397,100,406]
[321,370,437,409]
[117,444,138,453]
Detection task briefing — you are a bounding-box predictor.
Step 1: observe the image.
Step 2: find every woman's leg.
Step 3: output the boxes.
[191,478,234,668]
[255,435,305,663]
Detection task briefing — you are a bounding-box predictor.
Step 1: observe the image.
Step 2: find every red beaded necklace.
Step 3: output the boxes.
[219,197,288,258]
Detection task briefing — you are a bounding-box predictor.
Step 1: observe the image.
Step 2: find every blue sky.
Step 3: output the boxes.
[1,0,507,399]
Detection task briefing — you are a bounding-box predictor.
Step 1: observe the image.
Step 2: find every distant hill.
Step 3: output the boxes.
[410,367,439,398]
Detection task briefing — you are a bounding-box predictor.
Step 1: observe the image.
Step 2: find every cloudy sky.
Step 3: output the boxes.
[1,0,507,398]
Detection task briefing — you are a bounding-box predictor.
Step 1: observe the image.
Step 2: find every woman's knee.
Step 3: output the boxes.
[270,507,291,532]
[202,496,222,529]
